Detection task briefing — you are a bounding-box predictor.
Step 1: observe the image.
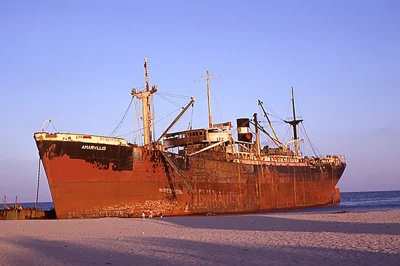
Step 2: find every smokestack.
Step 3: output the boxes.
[236,118,253,142]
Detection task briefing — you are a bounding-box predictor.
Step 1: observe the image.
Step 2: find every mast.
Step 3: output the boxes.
[206,70,212,128]
[195,70,220,128]
[131,58,158,145]
[284,87,303,155]
[253,113,261,157]
[291,87,298,148]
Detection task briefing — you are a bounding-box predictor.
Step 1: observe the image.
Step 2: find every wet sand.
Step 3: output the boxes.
[0,210,399,265]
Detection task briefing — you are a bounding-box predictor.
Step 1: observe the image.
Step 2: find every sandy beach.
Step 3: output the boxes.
[1,210,399,266]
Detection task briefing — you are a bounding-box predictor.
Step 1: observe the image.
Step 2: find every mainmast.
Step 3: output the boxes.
[195,70,220,128]
[131,58,157,145]
[284,87,303,155]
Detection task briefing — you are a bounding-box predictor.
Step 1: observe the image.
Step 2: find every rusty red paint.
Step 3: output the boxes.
[36,139,345,219]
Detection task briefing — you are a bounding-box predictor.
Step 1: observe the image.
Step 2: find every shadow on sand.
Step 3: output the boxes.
[161,213,400,235]
[2,235,400,266]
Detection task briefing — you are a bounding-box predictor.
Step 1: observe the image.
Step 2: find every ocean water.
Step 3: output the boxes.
[281,190,400,214]
[4,191,400,213]
[3,201,54,211]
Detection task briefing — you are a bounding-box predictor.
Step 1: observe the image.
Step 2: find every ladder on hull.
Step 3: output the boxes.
[159,151,195,195]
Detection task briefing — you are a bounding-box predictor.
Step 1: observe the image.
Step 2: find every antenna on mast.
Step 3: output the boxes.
[195,70,221,128]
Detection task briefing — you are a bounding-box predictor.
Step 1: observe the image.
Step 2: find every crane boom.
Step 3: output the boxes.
[258,100,282,146]
[249,120,283,148]
[155,97,195,144]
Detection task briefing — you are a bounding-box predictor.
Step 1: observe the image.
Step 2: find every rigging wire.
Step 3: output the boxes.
[44,120,58,132]
[50,122,58,132]
[259,120,285,125]
[212,93,224,121]
[118,92,192,141]
[273,120,286,125]
[133,98,142,144]
[265,106,285,121]
[300,122,322,157]
[116,130,140,138]
[156,94,183,108]
[282,125,291,144]
[110,89,191,142]
[287,90,320,157]
[298,125,314,156]
[154,105,188,127]
[258,102,285,121]
[116,106,183,138]
[108,97,134,136]
[285,99,292,120]
[267,112,284,121]
[157,91,191,99]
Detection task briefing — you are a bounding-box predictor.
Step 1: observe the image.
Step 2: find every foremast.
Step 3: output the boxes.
[131,58,158,145]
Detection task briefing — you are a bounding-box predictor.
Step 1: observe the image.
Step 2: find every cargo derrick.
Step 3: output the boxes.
[34,59,346,219]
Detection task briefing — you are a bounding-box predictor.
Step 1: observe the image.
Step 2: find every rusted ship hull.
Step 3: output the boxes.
[36,137,345,219]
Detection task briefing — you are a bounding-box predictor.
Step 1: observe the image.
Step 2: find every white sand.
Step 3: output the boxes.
[1,210,399,266]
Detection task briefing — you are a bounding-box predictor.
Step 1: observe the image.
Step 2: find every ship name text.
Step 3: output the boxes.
[81,145,107,151]
[159,188,183,195]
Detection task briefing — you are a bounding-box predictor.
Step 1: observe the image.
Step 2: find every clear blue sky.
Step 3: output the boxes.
[1,0,399,202]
